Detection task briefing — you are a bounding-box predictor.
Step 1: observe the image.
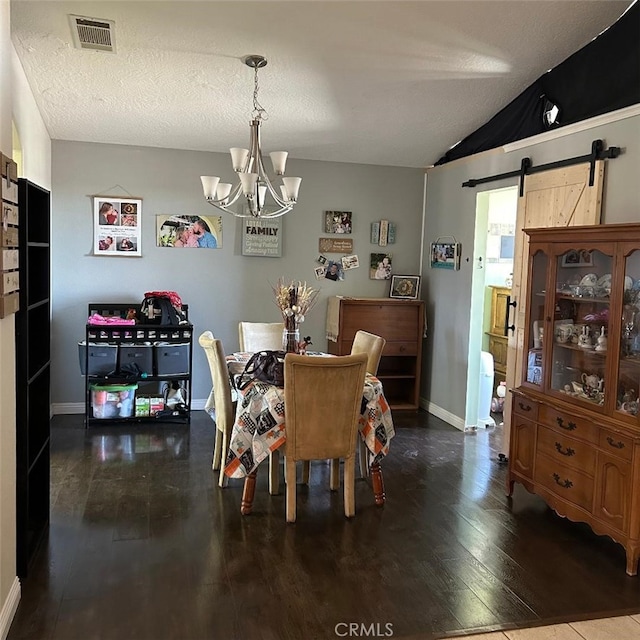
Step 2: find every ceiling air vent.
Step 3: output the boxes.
[69,15,116,53]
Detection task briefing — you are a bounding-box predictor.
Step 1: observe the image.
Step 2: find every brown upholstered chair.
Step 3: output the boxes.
[199,331,234,488]
[283,353,368,522]
[238,321,284,353]
[350,330,386,478]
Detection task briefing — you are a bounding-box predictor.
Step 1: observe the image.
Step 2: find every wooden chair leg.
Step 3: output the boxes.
[301,461,310,484]
[212,428,223,470]
[285,457,297,522]
[358,439,369,478]
[330,459,340,491]
[370,462,386,506]
[269,450,280,495]
[241,471,257,515]
[343,456,355,518]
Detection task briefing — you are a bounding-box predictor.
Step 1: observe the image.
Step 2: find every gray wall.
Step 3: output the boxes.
[421,113,640,423]
[52,141,424,407]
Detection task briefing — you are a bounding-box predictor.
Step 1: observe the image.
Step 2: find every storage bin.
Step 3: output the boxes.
[78,341,118,375]
[154,342,190,375]
[119,343,153,375]
[90,383,138,419]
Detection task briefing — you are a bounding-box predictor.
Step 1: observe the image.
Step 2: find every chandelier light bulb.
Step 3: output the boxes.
[200,176,220,200]
[230,148,250,172]
[270,151,288,175]
[216,183,233,204]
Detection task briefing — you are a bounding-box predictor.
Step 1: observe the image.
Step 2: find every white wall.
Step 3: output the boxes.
[51,141,424,409]
[421,111,640,427]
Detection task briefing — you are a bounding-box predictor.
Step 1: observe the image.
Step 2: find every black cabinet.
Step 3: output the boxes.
[83,303,192,426]
[15,179,50,579]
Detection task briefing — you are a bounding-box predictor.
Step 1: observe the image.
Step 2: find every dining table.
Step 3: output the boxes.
[223,351,395,514]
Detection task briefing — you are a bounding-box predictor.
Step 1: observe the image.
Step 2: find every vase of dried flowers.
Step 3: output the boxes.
[272,278,319,353]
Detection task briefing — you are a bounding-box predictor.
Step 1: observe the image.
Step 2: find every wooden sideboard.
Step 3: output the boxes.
[326,297,424,410]
[486,286,511,392]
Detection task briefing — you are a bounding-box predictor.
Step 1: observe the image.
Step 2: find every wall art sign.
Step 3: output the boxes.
[430,238,461,270]
[371,220,396,245]
[156,214,222,248]
[324,211,352,234]
[390,275,420,299]
[319,238,353,253]
[241,218,282,257]
[94,196,142,256]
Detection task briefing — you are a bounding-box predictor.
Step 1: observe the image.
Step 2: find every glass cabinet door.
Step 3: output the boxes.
[616,248,640,419]
[551,248,612,408]
[524,250,548,388]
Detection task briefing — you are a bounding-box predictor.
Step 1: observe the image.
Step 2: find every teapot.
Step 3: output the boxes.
[581,372,603,391]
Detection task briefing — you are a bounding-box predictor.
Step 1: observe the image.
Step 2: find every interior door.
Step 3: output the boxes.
[502,161,604,455]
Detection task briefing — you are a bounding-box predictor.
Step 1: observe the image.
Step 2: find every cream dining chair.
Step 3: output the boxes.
[199,331,234,488]
[350,330,386,478]
[284,353,368,522]
[238,322,284,353]
[238,320,285,494]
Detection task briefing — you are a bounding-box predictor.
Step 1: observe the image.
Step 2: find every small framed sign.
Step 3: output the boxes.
[242,218,282,257]
[390,275,421,299]
[430,240,461,270]
[319,238,353,253]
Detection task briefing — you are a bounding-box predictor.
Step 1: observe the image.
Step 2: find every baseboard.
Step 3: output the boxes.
[420,398,465,431]
[52,399,208,415]
[0,577,20,640]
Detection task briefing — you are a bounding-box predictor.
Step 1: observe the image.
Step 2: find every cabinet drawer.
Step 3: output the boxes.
[535,453,594,511]
[0,270,19,295]
[539,405,598,444]
[599,429,634,462]
[0,226,18,248]
[341,303,420,342]
[383,341,418,356]
[513,396,538,420]
[537,425,596,475]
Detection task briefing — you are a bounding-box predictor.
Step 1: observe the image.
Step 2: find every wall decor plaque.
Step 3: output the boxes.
[319,238,353,253]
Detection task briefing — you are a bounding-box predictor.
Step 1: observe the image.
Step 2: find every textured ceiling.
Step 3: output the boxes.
[10,0,634,168]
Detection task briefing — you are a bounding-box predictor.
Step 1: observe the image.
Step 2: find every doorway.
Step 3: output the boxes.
[464,186,517,430]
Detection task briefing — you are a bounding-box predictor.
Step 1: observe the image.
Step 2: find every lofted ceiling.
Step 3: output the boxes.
[10,0,634,169]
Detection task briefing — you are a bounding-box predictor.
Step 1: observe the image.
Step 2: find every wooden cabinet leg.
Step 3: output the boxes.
[506,475,515,497]
[370,462,385,506]
[241,471,257,515]
[625,544,639,576]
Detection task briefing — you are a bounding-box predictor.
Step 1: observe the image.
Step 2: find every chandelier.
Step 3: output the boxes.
[200,55,302,219]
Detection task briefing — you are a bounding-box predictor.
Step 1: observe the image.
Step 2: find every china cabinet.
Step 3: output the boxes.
[507,223,640,576]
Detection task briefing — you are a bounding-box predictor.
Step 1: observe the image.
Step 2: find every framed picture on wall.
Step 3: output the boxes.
[390,275,420,299]
[93,196,142,257]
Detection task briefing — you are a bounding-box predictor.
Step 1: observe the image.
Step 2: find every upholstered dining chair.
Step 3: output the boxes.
[238,320,285,494]
[238,322,284,353]
[350,330,386,478]
[284,353,368,522]
[199,331,234,488]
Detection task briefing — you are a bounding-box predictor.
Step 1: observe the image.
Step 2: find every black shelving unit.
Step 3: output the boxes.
[83,303,192,427]
[15,178,51,579]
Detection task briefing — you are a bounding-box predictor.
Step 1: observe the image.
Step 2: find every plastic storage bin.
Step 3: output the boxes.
[90,383,138,419]
[119,343,153,375]
[79,341,118,375]
[477,351,496,428]
[154,343,190,375]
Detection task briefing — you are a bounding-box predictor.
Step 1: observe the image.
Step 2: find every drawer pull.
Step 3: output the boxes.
[518,402,532,412]
[552,473,573,489]
[555,442,575,457]
[606,436,625,450]
[556,417,577,431]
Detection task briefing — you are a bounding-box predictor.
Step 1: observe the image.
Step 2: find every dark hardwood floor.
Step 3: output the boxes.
[8,410,640,640]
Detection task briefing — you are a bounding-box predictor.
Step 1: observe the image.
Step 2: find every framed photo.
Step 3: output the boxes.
[324,260,344,281]
[390,275,420,300]
[430,241,460,270]
[561,249,593,267]
[94,196,142,257]
[156,214,222,248]
[370,253,392,280]
[341,254,359,270]
[324,211,352,234]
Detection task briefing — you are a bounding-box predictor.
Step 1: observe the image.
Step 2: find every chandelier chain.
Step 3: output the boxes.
[252,65,268,122]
